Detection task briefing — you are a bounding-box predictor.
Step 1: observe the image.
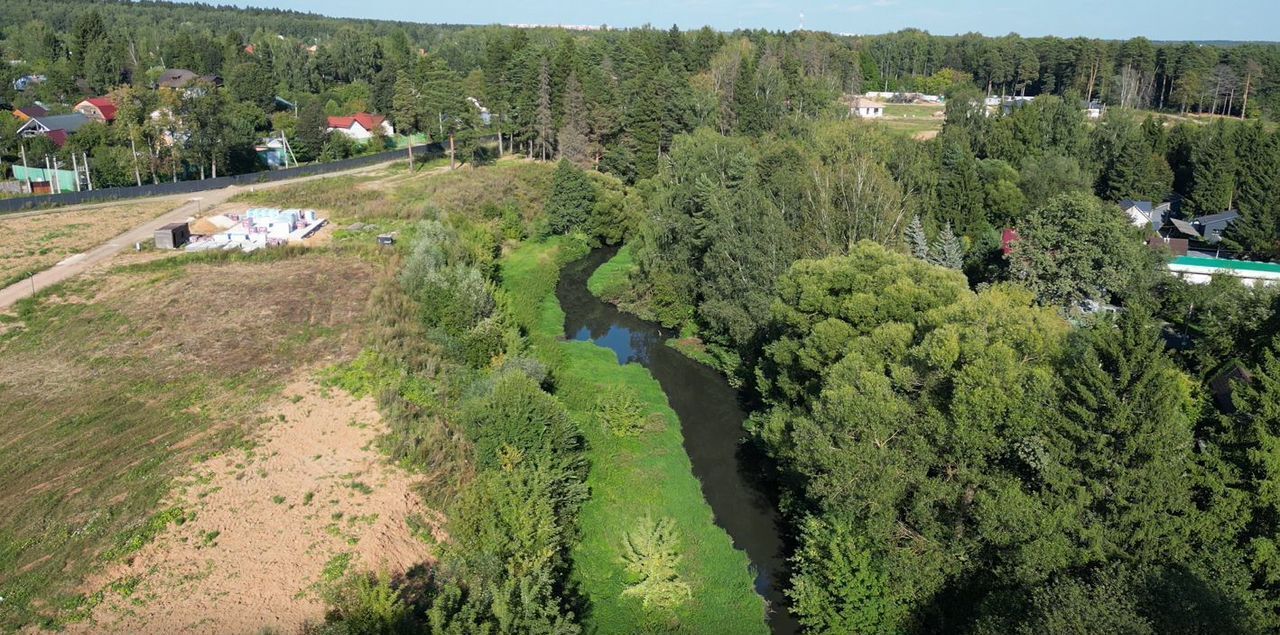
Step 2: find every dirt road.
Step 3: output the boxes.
[0,163,390,311]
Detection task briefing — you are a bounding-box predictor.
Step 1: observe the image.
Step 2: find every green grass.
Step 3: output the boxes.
[586,243,636,302]
[502,240,767,634]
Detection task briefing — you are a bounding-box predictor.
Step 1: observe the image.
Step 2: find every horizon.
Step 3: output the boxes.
[178,0,1280,42]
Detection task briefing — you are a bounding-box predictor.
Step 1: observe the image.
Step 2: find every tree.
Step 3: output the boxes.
[293,97,329,162]
[535,58,554,160]
[543,159,595,235]
[1006,192,1146,307]
[906,215,930,260]
[789,517,903,633]
[936,132,984,235]
[1185,121,1237,216]
[929,223,964,269]
[557,72,591,168]
[226,60,276,111]
[71,10,107,70]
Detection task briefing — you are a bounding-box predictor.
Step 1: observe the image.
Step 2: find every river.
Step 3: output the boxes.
[556,247,798,635]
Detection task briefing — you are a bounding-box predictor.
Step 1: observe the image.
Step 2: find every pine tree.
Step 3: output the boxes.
[544,159,595,235]
[937,133,984,236]
[1232,338,1280,588]
[557,72,591,168]
[1055,310,1197,562]
[1185,120,1237,216]
[535,58,554,160]
[906,215,930,261]
[933,224,964,270]
[1228,124,1280,255]
[71,10,107,70]
[293,97,329,162]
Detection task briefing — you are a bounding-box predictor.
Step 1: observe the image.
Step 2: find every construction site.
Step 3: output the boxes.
[162,207,328,253]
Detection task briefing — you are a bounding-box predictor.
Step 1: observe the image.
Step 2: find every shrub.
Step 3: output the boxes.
[459,373,581,471]
[317,572,409,635]
[620,516,691,610]
[595,387,647,437]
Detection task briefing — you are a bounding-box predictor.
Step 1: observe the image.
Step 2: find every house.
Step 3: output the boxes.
[1167,255,1280,286]
[850,97,884,118]
[1165,210,1240,245]
[1085,100,1105,119]
[326,113,394,141]
[12,74,45,91]
[1194,210,1240,244]
[12,104,48,121]
[16,113,93,147]
[1000,228,1020,255]
[157,69,223,90]
[1119,200,1170,232]
[74,97,117,123]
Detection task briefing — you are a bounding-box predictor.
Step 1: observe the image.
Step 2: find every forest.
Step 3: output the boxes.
[3,0,1280,633]
[1,0,1279,187]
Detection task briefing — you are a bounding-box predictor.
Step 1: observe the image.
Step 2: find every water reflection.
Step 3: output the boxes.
[557,247,798,635]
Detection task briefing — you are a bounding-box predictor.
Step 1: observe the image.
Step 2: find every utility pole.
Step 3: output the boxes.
[71,153,81,192]
[19,144,31,193]
[83,152,93,190]
[46,155,57,193]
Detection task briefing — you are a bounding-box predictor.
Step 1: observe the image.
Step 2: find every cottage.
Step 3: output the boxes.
[326,113,394,141]
[12,104,47,121]
[1119,200,1170,232]
[1194,210,1240,244]
[74,97,117,123]
[850,97,884,119]
[16,113,93,147]
[157,69,223,90]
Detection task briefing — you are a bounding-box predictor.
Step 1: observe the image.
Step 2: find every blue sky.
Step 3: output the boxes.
[220,0,1277,41]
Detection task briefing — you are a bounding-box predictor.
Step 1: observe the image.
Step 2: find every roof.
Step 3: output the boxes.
[1197,210,1240,229]
[79,97,117,121]
[46,129,67,147]
[20,113,93,135]
[1120,200,1153,214]
[1171,255,1280,275]
[14,104,47,118]
[327,113,386,130]
[158,69,197,88]
[851,97,885,109]
[1170,218,1200,238]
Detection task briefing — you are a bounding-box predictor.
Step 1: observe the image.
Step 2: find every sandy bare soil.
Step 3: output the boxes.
[73,377,442,634]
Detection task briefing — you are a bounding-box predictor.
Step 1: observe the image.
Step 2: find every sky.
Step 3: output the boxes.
[211,0,1278,41]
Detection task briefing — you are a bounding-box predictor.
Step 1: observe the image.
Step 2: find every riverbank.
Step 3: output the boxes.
[501,238,768,634]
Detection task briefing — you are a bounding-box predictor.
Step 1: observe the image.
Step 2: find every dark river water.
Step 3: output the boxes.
[557,247,798,635]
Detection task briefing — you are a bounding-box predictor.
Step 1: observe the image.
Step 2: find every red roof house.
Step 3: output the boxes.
[74,97,118,123]
[326,113,394,141]
[1001,228,1021,256]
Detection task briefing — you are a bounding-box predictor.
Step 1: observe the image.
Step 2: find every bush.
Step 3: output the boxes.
[620,516,691,611]
[459,373,581,471]
[316,573,410,635]
[595,387,648,436]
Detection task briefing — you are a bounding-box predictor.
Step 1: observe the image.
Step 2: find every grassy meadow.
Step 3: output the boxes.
[502,240,767,634]
[0,159,557,630]
[0,249,372,629]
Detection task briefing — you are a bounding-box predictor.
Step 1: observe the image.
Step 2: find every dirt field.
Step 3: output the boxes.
[0,199,177,287]
[74,377,440,634]
[0,251,377,630]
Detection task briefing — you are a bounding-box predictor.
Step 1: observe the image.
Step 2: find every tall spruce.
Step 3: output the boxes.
[557,72,591,168]
[1185,120,1237,216]
[906,215,930,260]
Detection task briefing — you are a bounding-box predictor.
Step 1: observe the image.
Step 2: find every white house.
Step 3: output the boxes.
[326,113,394,141]
[850,97,885,118]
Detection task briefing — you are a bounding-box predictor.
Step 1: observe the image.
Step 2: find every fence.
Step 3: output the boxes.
[0,138,481,215]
